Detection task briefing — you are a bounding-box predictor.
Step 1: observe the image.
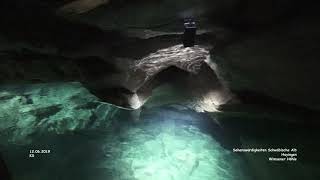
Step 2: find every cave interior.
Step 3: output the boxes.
[0,0,320,180]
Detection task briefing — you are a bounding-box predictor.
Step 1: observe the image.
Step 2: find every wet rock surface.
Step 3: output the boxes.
[0,42,233,111]
[116,44,233,110]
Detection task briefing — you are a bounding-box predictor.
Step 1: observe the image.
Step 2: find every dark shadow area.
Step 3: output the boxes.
[231,90,320,124]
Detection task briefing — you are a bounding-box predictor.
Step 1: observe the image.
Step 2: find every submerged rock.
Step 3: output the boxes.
[100,106,251,180]
[0,82,119,145]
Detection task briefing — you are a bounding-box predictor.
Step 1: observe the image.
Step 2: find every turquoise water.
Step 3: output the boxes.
[1,105,252,180]
[0,83,319,180]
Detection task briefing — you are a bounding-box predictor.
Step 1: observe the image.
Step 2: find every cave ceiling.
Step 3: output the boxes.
[0,0,319,111]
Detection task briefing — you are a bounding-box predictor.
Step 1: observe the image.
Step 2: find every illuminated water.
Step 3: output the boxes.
[1,83,319,180]
[1,104,252,180]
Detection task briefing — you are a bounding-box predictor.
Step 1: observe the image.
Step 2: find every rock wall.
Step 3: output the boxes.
[213,15,320,110]
[0,0,319,110]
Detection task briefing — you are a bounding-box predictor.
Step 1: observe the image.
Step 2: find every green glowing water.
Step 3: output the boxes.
[1,83,318,180]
